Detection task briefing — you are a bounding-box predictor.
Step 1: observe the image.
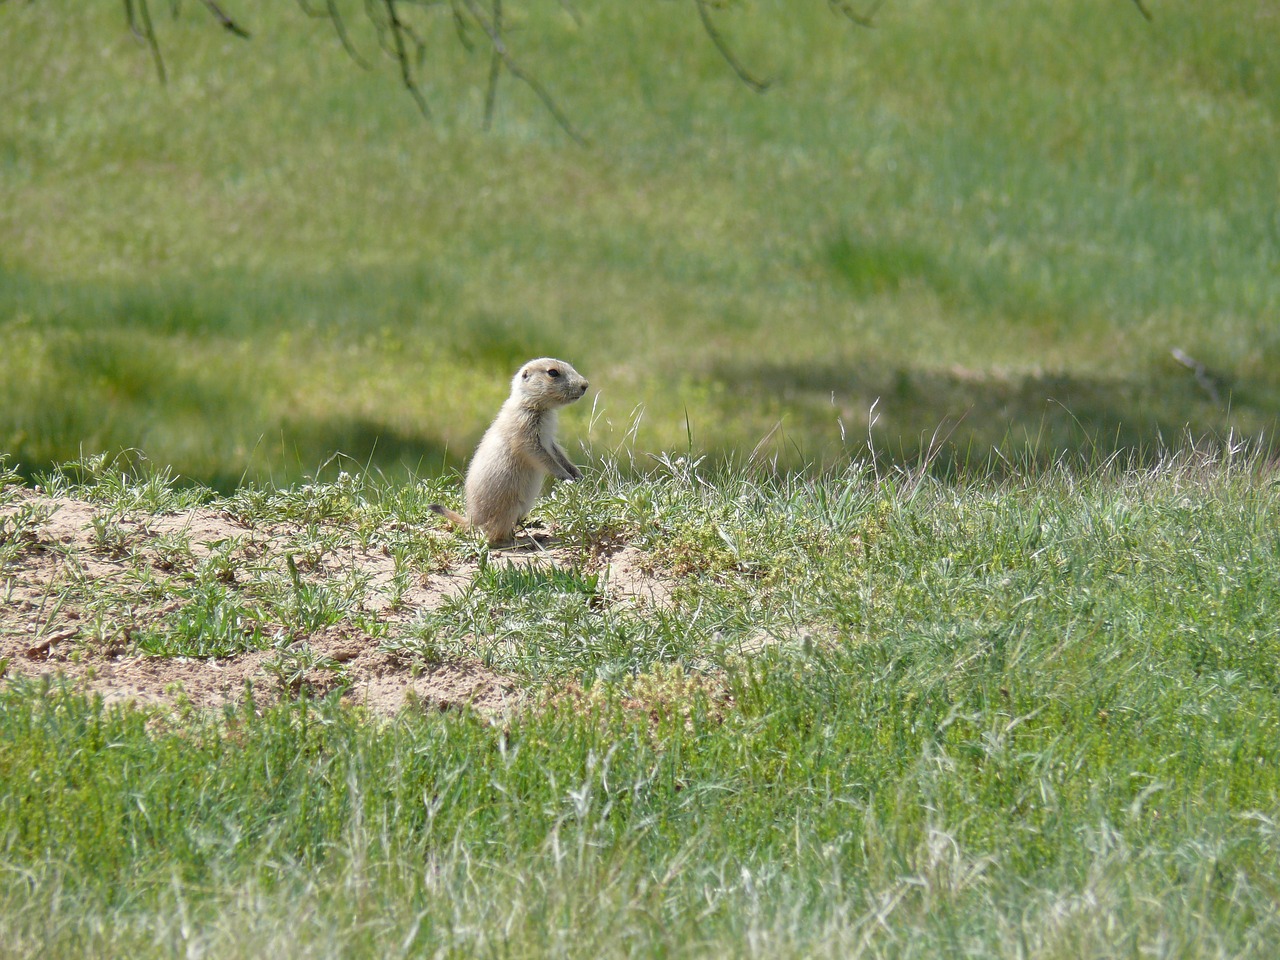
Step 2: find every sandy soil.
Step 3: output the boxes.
[0,490,671,717]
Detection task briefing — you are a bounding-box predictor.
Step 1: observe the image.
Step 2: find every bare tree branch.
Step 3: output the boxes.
[449,0,477,53]
[693,0,769,94]
[124,0,246,84]
[483,0,502,131]
[101,1,1040,141]
[125,0,167,84]
[199,0,251,38]
[1130,0,1154,21]
[297,0,371,68]
[382,0,432,118]
[458,0,587,144]
[828,0,885,29]
[1171,348,1222,404]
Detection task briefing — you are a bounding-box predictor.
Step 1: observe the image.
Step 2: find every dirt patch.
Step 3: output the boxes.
[1,492,671,717]
[6,625,521,717]
[593,544,676,607]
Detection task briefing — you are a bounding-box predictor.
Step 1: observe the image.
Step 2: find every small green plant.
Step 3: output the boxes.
[0,496,53,565]
[264,553,363,635]
[39,452,209,512]
[195,538,246,585]
[89,508,131,559]
[261,640,346,697]
[134,581,264,658]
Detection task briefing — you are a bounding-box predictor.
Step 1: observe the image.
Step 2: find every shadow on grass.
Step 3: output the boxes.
[270,416,459,490]
[11,417,457,495]
[7,350,1276,489]
[5,264,1276,487]
[709,356,1280,477]
[3,332,458,492]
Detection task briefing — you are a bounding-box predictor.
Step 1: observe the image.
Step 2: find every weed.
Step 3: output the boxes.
[0,497,53,566]
[261,640,347,698]
[133,581,264,658]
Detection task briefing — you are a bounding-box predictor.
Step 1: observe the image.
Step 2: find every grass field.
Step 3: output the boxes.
[3,2,1279,956]
[2,1,1277,486]
[3,449,1280,956]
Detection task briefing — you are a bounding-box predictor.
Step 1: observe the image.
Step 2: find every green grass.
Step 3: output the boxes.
[3,450,1280,956]
[2,1,1278,487]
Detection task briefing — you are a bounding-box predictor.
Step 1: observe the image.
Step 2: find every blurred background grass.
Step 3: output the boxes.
[2,0,1277,488]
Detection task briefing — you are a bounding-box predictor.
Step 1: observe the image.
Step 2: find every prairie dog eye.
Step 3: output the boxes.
[547,368,560,378]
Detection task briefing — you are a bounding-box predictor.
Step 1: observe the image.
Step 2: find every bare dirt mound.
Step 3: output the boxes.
[1,491,671,716]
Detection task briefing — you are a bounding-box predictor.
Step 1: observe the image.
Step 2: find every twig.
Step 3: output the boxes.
[125,0,168,84]
[199,0,251,38]
[298,0,372,67]
[459,0,588,144]
[828,0,886,28]
[693,0,769,93]
[329,0,371,68]
[123,0,247,84]
[383,0,433,117]
[450,0,476,53]
[1130,0,1154,22]
[483,0,502,130]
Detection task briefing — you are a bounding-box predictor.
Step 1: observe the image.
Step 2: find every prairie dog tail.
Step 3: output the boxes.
[427,503,469,530]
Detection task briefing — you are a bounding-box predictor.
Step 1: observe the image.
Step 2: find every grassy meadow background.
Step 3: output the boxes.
[2,1,1277,486]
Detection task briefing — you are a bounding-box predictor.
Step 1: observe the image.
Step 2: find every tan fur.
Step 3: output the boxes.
[429,358,589,545]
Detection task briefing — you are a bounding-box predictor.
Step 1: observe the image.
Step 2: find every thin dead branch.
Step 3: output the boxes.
[459,0,587,144]
[125,0,248,84]
[382,0,433,118]
[693,0,769,93]
[25,627,80,661]
[298,0,372,68]
[124,0,167,84]
[828,0,885,29]
[483,0,502,130]
[450,0,477,52]
[1130,0,1154,22]
[199,0,251,38]
[100,1,960,139]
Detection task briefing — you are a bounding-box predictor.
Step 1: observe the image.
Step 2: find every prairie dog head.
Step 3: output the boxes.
[513,358,589,408]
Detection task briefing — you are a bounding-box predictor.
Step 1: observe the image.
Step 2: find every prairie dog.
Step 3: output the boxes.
[429,358,589,545]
